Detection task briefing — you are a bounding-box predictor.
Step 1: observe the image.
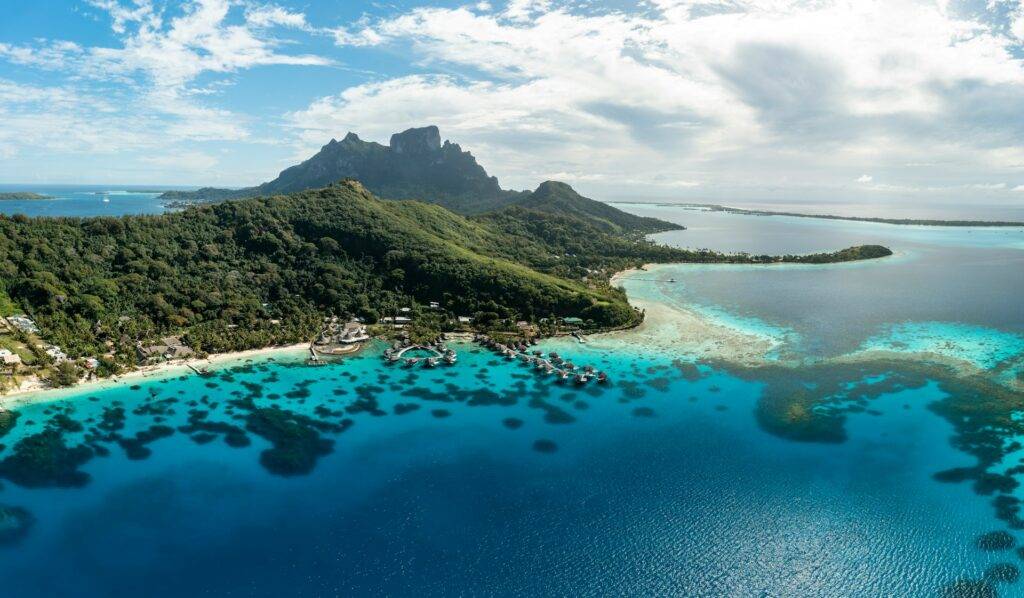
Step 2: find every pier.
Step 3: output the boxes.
[383,338,458,367]
[474,335,608,385]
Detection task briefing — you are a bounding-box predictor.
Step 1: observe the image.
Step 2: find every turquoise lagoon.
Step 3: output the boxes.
[0,207,1022,596]
[0,185,174,217]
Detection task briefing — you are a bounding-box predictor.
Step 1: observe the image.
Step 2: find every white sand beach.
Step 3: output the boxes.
[1,343,309,409]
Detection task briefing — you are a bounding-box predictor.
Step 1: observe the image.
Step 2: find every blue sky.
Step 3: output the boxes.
[2,0,1024,207]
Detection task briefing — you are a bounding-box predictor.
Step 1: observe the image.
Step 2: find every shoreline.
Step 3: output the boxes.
[2,253,1015,409]
[608,201,1024,228]
[1,343,310,410]
[607,263,1024,389]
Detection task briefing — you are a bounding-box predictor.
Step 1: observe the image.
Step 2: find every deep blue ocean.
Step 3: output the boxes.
[0,204,1022,596]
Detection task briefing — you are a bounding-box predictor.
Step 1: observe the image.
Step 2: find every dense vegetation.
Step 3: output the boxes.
[0,192,51,201]
[513,181,678,235]
[1,179,892,367]
[0,181,642,360]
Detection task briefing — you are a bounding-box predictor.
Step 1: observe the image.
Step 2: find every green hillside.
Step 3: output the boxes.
[0,181,638,358]
[510,181,681,234]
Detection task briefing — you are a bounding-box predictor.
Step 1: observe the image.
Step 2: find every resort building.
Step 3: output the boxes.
[516,321,539,336]
[136,336,195,362]
[381,316,412,329]
[44,345,68,363]
[339,321,370,344]
[0,349,22,367]
[6,315,40,334]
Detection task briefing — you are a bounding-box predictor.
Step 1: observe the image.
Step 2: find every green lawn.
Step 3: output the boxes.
[0,334,36,365]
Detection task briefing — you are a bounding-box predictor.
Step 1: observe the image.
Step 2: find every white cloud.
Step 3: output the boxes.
[1,0,328,147]
[1011,1,1024,41]
[245,4,310,30]
[140,150,219,171]
[314,0,1024,200]
[856,174,873,183]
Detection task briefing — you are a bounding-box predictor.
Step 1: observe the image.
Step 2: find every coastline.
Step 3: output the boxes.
[607,262,1024,389]
[605,262,781,366]
[1,250,1013,410]
[0,343,309,410]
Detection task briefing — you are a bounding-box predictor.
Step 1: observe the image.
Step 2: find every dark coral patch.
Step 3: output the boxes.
[938,580,996,598]
[502,417,523,430]
[245,407,336,477]
[0,430,93,488]
[0,411,19,438]
[394,403,420,415]
[224,431,251,448]
[532,439,558,453]
[977,531,1016,551]
[0,505,34,545]
[985,563,1020,583]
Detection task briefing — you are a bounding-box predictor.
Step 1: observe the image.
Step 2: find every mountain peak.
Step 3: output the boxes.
[390,125,441,154]
[534,180,575,195]
[343,132,361,142]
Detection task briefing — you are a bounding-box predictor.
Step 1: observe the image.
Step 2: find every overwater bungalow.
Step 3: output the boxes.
[425,357,438,368]
[597,371,609,383]
[404,357,421,367]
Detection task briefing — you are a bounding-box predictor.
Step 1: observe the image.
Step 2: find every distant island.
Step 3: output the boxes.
[0,192,52,201]
[623,202,1024,228]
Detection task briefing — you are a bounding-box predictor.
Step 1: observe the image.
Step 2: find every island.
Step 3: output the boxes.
[0,126,894,396]
[635,202,1024,228]
[0,179,892,394]
[0,193,52,201]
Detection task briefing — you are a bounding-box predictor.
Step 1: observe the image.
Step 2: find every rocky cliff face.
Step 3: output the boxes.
[249,126,512,213]
[157,126,678,232]
[389,126,442,155]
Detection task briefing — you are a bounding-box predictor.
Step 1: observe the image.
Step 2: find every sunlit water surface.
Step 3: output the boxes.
[0,205,1021,596]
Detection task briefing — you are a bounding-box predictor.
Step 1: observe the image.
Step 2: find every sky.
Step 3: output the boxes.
[2,0,1024,207]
